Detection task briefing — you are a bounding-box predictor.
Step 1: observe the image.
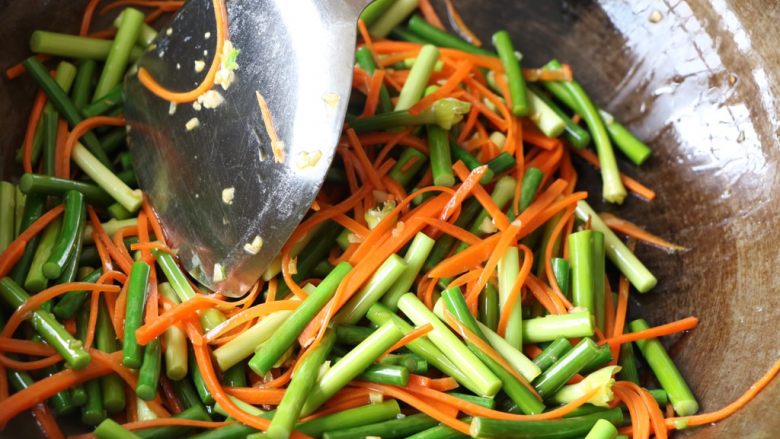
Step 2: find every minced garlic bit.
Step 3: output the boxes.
[185,117,200,131]
[197,90,224,109]
[649,10,663,23]
[479,217,498,234]
[192,101,202,111]
[347,233,362,244]
[391,221,405,238]
[221,187,235,204]
[176,63,181,70]
[288,257,298,275]
[243,236,263,255]
[165,27,173,36]
[368,392,384,404]
[215,40,239,90]
[168,102,176,115]
[204,31,211,39]
[295,150,322,170]
[194,60,206,73]
[212,263,225,283]
[321,92,340,108]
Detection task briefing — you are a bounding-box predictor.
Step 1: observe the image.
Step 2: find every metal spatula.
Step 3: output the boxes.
[124,0,371,296]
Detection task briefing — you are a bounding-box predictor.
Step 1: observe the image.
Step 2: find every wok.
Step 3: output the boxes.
[0,0,778,437]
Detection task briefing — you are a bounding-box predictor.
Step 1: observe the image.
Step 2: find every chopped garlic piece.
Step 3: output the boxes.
[185,117,200,131]
[165,27,173,36]
[198,90,224,109]
[204,31,211,39]
[168,102,176,115]
[322,92,340,108]
[194,60,206,73]
[221,187,235,204]
[649,10,663,23]
[213,263,225,282]
[192,101,202,111]
[295,150,322,170]
[243,236,263,255]
[215,40,239,90]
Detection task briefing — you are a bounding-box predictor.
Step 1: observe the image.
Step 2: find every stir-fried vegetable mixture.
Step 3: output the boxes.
[1,1,778,438]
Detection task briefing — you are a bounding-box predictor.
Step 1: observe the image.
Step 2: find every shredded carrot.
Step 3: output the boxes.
[360,69,386,118]
[444,0,482,46]
[0,354,63,371]
[406,380,598,421]
[0,337,57,357]
[123,418,230,431]
[444,311,539,396]
[22,90,48,174]
[80,0,102,35]
[223,387,286,405]
[380,323,433,359]
[666,358,780,428]
[31,403,65,439]
[599,212,687,252]
[346,128,384,191]
[408,60,474,116]
[497,245,533,336]
[419,0,445,29]
[255,90,286,164]
[0,205,64,278]
[601,317,699,347]
[137,0,227,103]
[98,0,183,15]
[258,364,295,389]
[353,382,472,434]
[573,147,656,200]
[136,295,225,345]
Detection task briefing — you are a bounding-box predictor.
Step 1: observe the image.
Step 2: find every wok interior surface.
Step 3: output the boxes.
[1,0,778,437]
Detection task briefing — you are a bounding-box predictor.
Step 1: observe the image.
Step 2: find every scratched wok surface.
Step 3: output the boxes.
[0,1,778,437]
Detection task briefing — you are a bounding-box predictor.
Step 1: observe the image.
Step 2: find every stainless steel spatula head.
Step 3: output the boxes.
[124,0,370,296]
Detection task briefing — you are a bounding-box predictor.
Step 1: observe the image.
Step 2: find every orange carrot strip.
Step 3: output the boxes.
[444,310,540,396]
[1,282,120,340]
[186,322,289,434]
[223,387,286,405]
[360,69,385,118]
[419,0,445,29]
[409,60,474,116]
[203,300,298,343]
[31,402,65,439]
[137,0,227,103]
[443,0,482,45]
[440,164,488,221]
[99,0,183,15]
[59,116,125,178]
[124,418,230,431]
[80,0,102,35]
[543,205,577,303]
[599,212,687,252]
[522,128,562,151]
[353,382,471,435]
[572,148,656,200]
[452,161,509,230]
[0,337,57,356]
[0,205,64,277]
[346,128,385,191]
[430,234,500,279]
[135,295,224,345]
[381,324,432,358]
[406,381,598,421]
[665,358,780,428]
[0,351,114,427]
[5,55,51,80]
[600,317,698,347]
[0,354,63,371]
[23,90,48,174]
[497,245,533,336]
